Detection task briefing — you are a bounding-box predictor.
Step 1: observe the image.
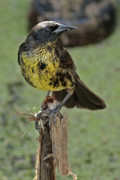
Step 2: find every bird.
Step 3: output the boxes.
[18,21,106,119]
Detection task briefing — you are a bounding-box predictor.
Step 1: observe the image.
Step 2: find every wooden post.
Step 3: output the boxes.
[34,122,56,180]
[33,96,77,180]
[16,96,77,180]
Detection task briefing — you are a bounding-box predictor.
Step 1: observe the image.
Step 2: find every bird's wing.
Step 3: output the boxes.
[54,45,76,71]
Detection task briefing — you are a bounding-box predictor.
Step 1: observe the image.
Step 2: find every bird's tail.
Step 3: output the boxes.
[52,78,106,110]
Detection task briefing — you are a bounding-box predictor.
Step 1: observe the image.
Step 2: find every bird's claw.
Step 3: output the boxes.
[48,105,61,126]
[35,105,62,130]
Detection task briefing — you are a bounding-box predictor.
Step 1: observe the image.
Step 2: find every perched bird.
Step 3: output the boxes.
[18,21,106,118]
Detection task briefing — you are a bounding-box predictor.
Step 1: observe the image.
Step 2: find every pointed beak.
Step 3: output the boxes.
[53,24,78,35]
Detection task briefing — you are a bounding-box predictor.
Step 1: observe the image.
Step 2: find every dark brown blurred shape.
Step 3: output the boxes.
[27,0,116,47]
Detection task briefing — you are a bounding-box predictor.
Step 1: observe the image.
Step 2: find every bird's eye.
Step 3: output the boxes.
[45,26,51,32]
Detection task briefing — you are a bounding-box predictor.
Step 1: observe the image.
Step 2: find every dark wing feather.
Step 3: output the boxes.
[54,44,76,70]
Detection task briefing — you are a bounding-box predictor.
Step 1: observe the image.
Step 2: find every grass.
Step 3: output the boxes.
[0,0,120,179]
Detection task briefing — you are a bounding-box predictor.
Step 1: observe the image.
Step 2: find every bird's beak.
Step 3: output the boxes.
[53,24,78,35]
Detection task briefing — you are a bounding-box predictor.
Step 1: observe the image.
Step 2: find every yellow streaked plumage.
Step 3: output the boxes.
[19,41,75,91]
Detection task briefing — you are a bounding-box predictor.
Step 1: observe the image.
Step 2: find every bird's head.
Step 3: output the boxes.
[27,21,78,45]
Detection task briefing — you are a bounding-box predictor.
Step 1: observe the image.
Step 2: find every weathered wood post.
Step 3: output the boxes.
[33,96,77,180]
[16,96,77,180]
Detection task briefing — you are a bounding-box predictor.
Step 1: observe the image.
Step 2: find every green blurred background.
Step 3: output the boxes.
[0,0,120,180]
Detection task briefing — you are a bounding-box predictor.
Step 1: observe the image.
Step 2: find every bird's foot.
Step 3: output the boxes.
[49,105,63,126]
[34,105,63,130]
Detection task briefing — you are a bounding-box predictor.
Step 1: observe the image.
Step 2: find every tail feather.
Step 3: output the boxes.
[74,79,106,110]
[52,78,106,110]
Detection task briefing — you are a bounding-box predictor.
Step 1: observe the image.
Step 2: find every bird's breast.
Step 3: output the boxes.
[19,47,74,91]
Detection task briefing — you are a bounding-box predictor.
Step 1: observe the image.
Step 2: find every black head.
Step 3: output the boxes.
[26,21,78,44]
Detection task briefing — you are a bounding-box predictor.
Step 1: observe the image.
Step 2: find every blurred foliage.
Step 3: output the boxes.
[0,0,120,180]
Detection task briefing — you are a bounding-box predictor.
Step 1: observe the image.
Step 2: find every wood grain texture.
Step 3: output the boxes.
[33,96,77,180]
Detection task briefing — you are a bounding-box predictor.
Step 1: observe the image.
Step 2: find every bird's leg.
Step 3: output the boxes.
[49,91,73,124]
[55,87,74,111]
[35,89,74,127]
